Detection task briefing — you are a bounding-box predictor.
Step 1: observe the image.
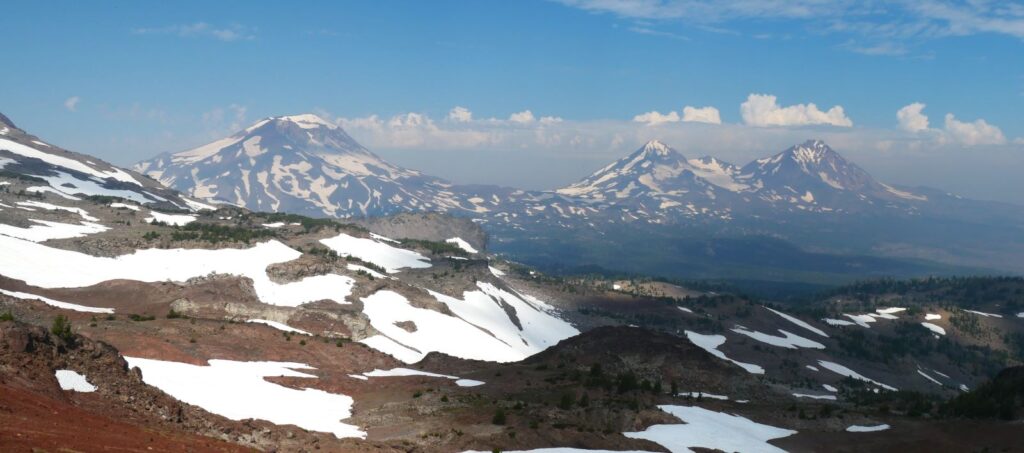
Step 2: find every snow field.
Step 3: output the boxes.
[0,236,354,307]
[320,233,431,273]
[124,357,365,439]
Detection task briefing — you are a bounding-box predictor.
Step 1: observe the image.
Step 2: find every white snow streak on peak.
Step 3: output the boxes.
[124,357,364,439]
[445,237,478,254]
[685,331,764,374]
[55,370,97,392]
[0,236,354,307]
[320,233,431,273]
[278,113,337,129]
[624,405,796,453]
[0,288,113,313]
[764,306,828,337]
[925,313,942,320]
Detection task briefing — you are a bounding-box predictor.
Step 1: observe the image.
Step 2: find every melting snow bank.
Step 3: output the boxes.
[764,307,828,337]
[468,405,796,453]
[793,392,837,400]
[817,360,897,391]
[0,288,113,313]
[731,326,825,350]
[0,237,354,307]
[0,218,108,242]
[624,405,796,453]
[320,233,431,273]
[354,367,485,387]
[124,357,364,439]
[685,331,764,374]
[55,370,97,392]
[678,391,729,400]
[964,309,1002,318]
[359,284,578,363]
[846,424,890,433]
[921,322,946,335]
[445,237,478,254]
[145,211,196,226]
[246,319,311,335]
[925,313,942,320]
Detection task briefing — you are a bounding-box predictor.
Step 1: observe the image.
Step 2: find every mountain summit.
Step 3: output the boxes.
[134,114,469,217]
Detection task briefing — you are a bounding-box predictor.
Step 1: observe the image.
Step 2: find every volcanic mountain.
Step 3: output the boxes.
[134,114,479,218]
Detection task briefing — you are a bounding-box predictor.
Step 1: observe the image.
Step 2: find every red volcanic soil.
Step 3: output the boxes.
[0,383,251,452]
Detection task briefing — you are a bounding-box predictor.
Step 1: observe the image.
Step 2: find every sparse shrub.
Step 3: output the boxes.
[166,309,184,319]
[0,311,13,321]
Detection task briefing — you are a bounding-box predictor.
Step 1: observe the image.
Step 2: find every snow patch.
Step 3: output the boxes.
[320,233,431,273]
[125,357,364,439]
[0,288,113,313]
[145,211,196,226]
[623,405,796,453]
[685,331,764,374]
[846,424,890,433]
[246,319,311,335]
[55,370,97,392]
[445,237,478,254]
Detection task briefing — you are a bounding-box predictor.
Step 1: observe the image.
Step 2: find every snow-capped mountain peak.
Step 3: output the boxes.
[133,115,468,217]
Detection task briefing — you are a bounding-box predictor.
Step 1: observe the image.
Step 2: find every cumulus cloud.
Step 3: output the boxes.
[633,110,681,125]
[897,102,929,132]
[740,93,853,127]
[63,96,81,112]
[447,106,473,122]
[682,106,721,124]
[132,22,256,42]
[508,110,536,123]
[943,113,1006,146]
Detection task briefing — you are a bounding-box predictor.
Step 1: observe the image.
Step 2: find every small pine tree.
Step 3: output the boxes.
[492,408,507,425]
[51,315,73,342]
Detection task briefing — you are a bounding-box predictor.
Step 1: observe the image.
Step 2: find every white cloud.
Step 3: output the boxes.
[508,110,536,123]
[132,22,255,42]
[447,106,473,122]
[682,106,722,124]
[740,93,853,127]
[539,116,564,124]
[201,104,248,137]
[897,102,929,132]
[557,1,1024,40]
[633,110,681,125]
[63,96,81,112]
[1015,137,1024,145]
[943,113,1006,146]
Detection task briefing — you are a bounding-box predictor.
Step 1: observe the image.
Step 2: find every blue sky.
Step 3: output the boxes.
[2,1,1023,202]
